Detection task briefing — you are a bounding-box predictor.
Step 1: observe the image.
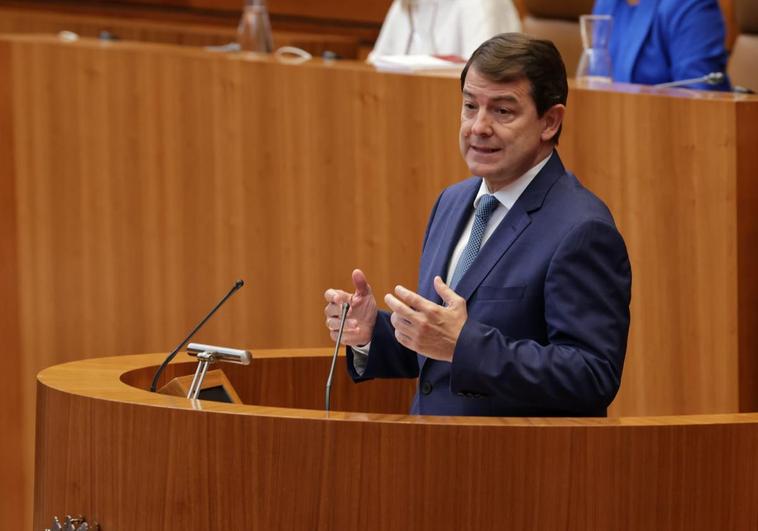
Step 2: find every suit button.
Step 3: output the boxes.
[421,381,433,395]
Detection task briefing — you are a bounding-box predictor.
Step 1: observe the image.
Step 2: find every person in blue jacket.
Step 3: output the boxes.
[592,0,731,90]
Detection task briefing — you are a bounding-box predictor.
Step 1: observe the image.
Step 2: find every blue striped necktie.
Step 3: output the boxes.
[449,194,500,290]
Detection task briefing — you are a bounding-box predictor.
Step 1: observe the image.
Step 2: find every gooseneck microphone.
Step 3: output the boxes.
[325,302,350,412]
[654,72,724,89]
[149,279,245,392]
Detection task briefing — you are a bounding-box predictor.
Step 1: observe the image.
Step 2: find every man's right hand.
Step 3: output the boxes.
[324,269,378,346]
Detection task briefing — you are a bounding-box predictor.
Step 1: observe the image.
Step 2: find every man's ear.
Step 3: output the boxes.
[540,104,565,142]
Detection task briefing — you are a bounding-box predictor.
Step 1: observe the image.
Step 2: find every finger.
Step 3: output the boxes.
[324,302,344,318]
[326,318,358,331]
[433,276,462,306]
[394,328,414,349]
[330,327,365,344]
[332,331,361,343]
[352,269,372,297]
[394,285,435,312]
[384,293,418,320]
[389,311,413,332]
[324,288,352,305]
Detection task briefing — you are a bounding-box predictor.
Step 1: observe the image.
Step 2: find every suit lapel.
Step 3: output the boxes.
[453,153,565,302]
[421,180,479,303]
[452,207,531,301]
[418,154,565,373]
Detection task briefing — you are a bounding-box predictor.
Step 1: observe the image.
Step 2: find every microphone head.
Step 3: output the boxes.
[187,343,252,365]
[234,279,245,289]
[705,72,725,85]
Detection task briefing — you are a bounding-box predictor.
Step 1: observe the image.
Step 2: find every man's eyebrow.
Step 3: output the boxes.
[462,90,520,104]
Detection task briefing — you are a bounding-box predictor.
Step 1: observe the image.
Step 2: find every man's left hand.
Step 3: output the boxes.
[384,276,467,362]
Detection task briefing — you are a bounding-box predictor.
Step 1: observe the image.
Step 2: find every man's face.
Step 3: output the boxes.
[459,67,559,191]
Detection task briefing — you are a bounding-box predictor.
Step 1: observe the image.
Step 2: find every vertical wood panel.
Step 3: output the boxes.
[0,39,26,530]
[737,99,758,411]
[561,89,741,416]
[719,0,736,49]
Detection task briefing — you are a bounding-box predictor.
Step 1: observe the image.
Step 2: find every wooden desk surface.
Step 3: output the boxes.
[40,350,758,427]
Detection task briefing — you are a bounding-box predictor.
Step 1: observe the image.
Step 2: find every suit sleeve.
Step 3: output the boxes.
[665,0,731,90]
[347,311,420,381]
[449,218,632,413]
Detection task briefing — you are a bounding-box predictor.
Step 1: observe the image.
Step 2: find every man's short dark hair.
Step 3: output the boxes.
[461,33,568,143]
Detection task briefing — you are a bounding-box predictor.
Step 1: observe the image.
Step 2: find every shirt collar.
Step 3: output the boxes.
[473,151,553,210]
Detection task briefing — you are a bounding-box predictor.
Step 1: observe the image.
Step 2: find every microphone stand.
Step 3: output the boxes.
[325,303,350,413]
[149,279,244,392]
[654,72,724,89]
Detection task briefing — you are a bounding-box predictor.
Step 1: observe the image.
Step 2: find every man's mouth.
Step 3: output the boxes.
[470,146,501,154]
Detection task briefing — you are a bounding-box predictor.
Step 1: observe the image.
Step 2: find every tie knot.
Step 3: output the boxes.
[475,194,499,221]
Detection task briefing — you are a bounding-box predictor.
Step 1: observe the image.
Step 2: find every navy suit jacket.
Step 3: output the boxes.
[348,153,632,416]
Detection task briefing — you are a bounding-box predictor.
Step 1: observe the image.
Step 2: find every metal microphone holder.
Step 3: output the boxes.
[187,350,217,400]
[184,343,252,400]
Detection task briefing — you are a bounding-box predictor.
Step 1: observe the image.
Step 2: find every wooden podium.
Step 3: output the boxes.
[35,350,758,530]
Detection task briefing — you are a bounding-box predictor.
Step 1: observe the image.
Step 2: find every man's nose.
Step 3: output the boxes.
[471,110,493,136]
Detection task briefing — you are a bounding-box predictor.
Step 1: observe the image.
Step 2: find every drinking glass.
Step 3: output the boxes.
[576,15,613,83]
[237,0,273,53]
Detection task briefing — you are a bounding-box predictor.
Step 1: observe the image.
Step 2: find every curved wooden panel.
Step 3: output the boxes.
[35,352,758,530]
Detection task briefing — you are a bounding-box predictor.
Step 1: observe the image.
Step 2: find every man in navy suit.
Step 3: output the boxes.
[324,33,631,417]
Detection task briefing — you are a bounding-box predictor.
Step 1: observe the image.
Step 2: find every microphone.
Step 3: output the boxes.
[325,302,350,412]
[654,72,724,89]
[149,279,245,392]
[187,343,252,365]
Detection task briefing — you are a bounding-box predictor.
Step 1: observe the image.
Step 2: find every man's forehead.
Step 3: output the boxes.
[462,68,530,101]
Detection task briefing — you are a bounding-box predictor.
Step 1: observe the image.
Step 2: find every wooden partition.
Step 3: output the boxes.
[2,35,758,527]
[35,352,758,530]
[1,0,393,23]
[0,0,389,52]
[0,5,362,58]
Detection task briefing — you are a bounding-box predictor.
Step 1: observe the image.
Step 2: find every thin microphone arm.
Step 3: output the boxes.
[325,303,350,412]
[149,279,244,392]
[654,72,724,89]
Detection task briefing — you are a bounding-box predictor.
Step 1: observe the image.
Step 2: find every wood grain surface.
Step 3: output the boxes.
[2,35,757,529]
[0,6,362,58]
[34,352,758,530]
[0,36,25,530]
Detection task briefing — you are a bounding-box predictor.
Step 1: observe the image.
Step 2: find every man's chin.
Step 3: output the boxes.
[466,161,498,179]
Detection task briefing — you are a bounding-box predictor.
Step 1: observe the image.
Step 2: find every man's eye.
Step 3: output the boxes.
[463,102,476,110]
[496,108,512,115]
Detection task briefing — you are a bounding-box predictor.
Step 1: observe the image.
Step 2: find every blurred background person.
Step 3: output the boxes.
[592,0,731,90]
[369,0,522,62]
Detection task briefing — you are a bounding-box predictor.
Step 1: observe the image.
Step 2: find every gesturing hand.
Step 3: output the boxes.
[323,269,378,346]
[384,276,468,362]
